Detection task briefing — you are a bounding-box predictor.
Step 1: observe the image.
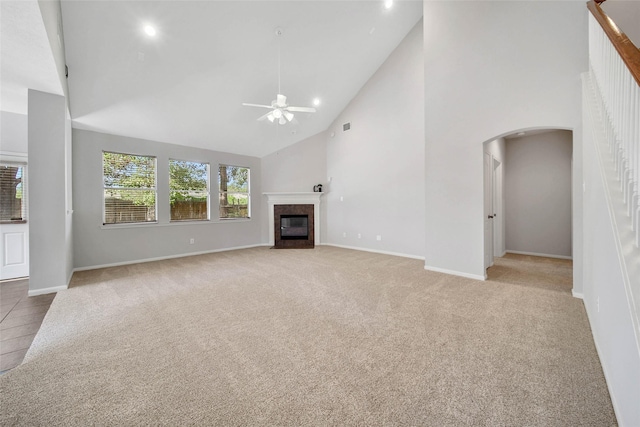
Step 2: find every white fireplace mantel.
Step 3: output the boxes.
[263,192,326,246]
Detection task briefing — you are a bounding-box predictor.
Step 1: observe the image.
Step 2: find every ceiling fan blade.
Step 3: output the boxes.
[242,103,273,109]
[276,94,287,107]
[257,112,271,121]
[286,106,316,113]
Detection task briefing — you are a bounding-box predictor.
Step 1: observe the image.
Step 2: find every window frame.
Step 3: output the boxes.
[169,158,211,222]
[102,151,158,226]
[0,161,28,224]
[218,164,251,220]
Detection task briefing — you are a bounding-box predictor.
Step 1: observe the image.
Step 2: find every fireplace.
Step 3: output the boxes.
[274,204,314,248]
[263,192,324,247]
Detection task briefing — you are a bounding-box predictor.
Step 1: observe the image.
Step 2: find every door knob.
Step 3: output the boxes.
[488,215,494,219]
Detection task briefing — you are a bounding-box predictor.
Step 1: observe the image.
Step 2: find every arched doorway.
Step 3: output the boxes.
[484,129,573,274]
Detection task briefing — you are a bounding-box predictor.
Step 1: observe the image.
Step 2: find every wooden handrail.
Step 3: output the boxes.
[587,0,640,86]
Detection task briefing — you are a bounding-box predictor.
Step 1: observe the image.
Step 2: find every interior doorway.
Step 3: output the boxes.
[484,129,573,277]
[483,139,505,272]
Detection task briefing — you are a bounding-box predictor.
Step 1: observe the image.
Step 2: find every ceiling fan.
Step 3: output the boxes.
[242,94,316,125]
[242,28,316,125]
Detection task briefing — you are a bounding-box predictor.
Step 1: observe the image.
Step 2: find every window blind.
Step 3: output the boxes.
[103,151,157,224]
[0,162,27,222]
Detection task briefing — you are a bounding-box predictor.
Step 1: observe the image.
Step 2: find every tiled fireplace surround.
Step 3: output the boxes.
[263,193,324,248]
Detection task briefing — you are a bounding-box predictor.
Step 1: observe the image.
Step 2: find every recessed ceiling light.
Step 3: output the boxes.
[143,25,157,37]
[313,98,321,107]
[384,0,394,10]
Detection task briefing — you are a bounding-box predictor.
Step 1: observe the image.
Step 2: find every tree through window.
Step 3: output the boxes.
[170,160,209,221]
[218,165,250,219]
[103,152,157,224]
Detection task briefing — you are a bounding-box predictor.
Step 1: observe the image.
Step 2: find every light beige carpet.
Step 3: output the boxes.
[0,247,615,426]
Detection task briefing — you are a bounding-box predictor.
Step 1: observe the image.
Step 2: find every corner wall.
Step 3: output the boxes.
[28,90,71,294]
[261,131,328,243]
[259,20,424,258]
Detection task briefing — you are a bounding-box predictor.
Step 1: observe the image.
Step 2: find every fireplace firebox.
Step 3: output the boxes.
[280,215,309,240]
[273,204,314,248]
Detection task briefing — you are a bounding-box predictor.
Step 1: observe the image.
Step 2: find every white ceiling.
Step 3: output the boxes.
[60,1,423,157]
[0,0,63,116]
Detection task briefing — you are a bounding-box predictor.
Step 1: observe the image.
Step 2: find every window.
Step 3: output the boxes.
[170,159,209,221]
[219,165,250,219]
[103,151,156,224]
[0,162,27,222]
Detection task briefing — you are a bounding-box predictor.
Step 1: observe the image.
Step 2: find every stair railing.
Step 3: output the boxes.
[587,0,640,246]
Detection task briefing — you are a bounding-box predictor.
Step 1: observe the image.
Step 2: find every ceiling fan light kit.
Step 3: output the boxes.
[242,27,316,125]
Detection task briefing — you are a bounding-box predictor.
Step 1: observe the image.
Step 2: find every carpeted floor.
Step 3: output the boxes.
[0,247,615,426]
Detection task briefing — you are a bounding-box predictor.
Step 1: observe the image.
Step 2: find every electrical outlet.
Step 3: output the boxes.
[597,296,600,313]
[190,238,195,244]
[340,196,344,202]
[376,235,382,241]
[343,232,347,238]
[357,233,362,239]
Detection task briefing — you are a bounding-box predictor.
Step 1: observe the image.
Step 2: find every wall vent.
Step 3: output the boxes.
[343,122,351,132]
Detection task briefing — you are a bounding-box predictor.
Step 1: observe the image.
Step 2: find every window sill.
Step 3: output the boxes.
[0,220,27,224]
[100,218,251,229]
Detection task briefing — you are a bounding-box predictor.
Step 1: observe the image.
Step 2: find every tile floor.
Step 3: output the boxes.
[1,279,55,373]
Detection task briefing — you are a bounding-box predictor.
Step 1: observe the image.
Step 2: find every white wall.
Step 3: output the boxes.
[601,1,640,47]
[423,1,587,279]
[261,131,328,243]
[324,20,424,258]
[0,112,28,153]
[505,131,573,258]
[28,89,71,294]
[72,129,263,269]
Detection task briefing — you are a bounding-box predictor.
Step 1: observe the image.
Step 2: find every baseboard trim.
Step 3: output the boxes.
[73,244,266,272]
[506,250,572,260]
[572,290,584,299]
[28,285,67,297]
[322,243,425,261]
[423,264,486,281]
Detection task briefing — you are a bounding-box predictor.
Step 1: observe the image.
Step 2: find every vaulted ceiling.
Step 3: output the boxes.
[0,1,63,116]
[57,1,423,157]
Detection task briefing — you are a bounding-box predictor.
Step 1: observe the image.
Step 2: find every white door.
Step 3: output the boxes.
[0,158,29,280]
[0,223,29,279]
[484,152,494,270]
[492,158,503,257]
